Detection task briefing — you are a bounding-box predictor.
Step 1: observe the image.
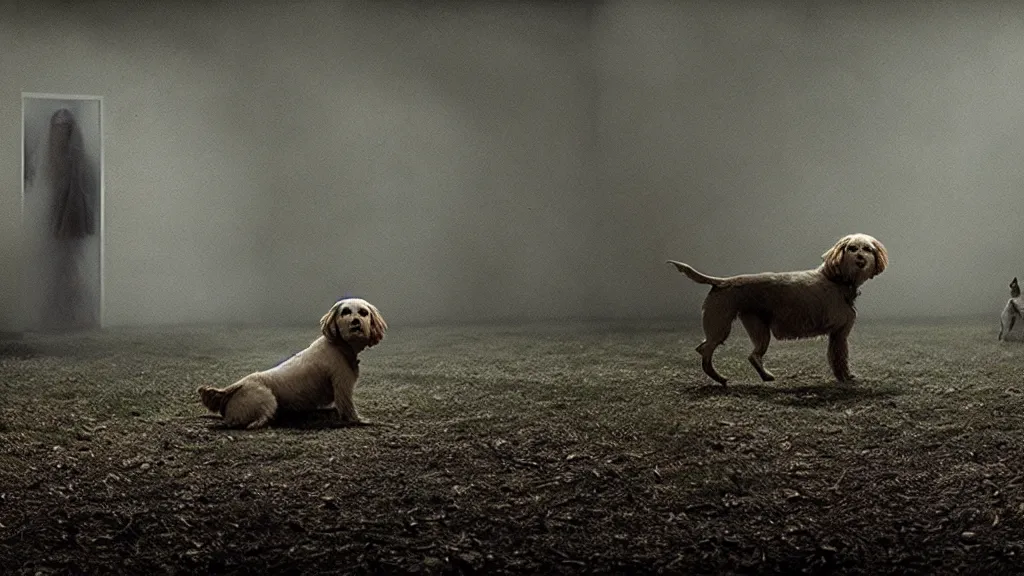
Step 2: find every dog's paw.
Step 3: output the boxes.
[347,419,397,429]
[338,418,376,427]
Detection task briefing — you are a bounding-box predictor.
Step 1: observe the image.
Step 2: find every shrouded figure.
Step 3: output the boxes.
[25,107,99,331]
[47,108,96,239]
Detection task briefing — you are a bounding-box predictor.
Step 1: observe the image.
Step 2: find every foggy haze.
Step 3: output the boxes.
[2,0,1023,329]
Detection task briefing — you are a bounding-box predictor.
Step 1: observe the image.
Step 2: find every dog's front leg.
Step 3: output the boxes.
[331,376,375,426]
[827,327,855,383]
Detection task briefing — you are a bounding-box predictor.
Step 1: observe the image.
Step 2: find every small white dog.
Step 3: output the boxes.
[198,298,387,429]
[999,277,1022,341]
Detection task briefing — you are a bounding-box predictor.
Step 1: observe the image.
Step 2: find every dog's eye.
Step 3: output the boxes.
[358,309,369,317]
[847,245,858,252]
[340,307,351,316]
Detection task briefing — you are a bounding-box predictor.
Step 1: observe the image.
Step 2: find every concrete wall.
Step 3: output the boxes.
[592,0,1024,320]
[3,0,1023,329]
[0,0,597,328]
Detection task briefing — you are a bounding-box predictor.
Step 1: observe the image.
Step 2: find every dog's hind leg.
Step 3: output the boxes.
[220,383,278,429]
[696,303,733,385]
[695,340,729,385]
[740,312,775,382]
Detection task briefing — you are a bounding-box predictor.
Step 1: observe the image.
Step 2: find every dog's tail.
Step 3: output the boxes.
[667,261,727,287]
[197,383,241,414]
[1011,277,1020,298]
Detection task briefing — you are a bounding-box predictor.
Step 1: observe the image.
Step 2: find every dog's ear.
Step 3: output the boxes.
[365,303,388,348]
[821,236,849,281]
[1012,277,1021,298]
[869,238,888,278]
[320,302,343,342]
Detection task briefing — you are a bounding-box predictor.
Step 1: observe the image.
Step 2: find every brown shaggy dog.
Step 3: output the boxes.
[668,233,888,385]
[197,298,387,429]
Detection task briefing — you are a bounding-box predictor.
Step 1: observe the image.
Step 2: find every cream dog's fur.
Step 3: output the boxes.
[668,233,888,385]
[999,277,1022,341]
[198,298,387,429]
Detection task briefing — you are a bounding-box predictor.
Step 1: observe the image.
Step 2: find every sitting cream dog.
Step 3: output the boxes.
[198,298,387,429]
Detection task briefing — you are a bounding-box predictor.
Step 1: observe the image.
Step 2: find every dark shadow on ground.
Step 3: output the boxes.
[0,340,42,358]
[1,328,241,360]
[199,411,368,431]
[678,380,903,408]
[256,409,384,431]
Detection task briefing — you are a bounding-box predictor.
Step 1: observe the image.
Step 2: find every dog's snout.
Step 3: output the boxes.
[350,318,361,326]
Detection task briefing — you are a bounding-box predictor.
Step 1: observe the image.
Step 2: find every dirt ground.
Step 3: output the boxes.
[2,316,1023,575]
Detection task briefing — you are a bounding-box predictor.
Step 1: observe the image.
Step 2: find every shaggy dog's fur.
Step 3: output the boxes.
[668,233,888,385]
[999,277,1022,341]
[197,298,387,429]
